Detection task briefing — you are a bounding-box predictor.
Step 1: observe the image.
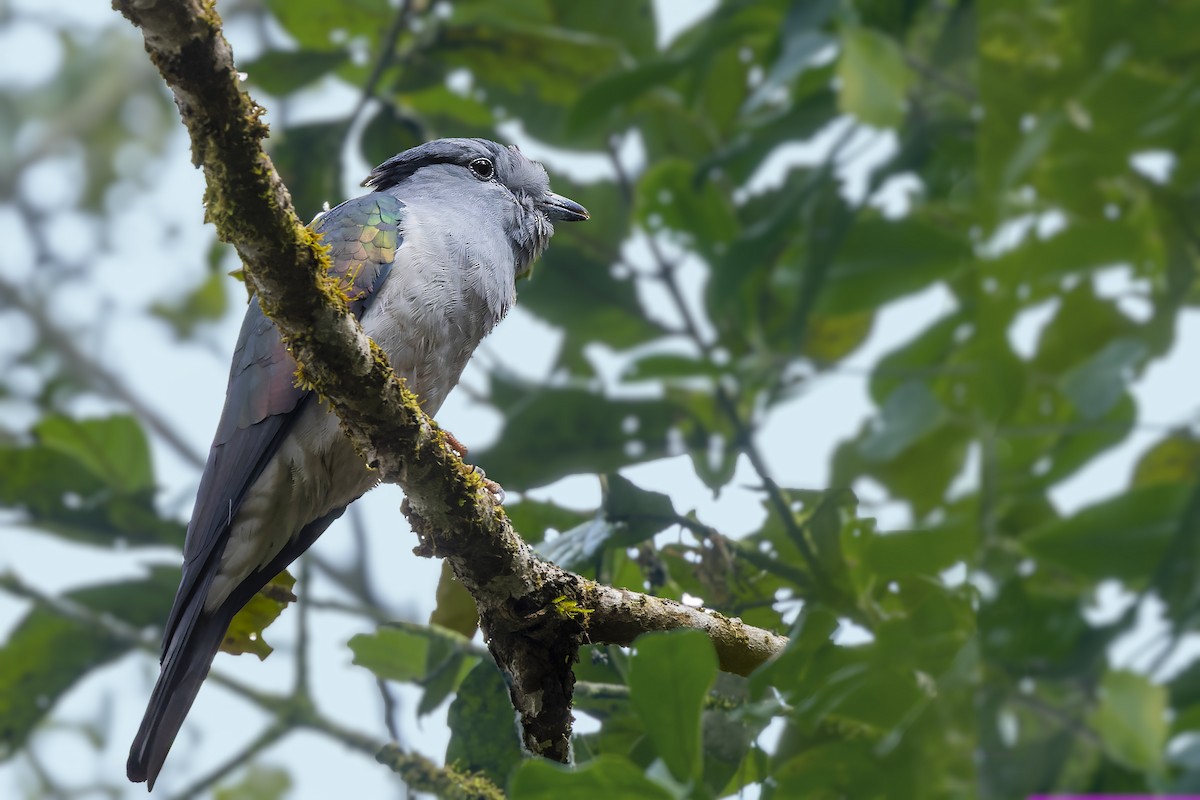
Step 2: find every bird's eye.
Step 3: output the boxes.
[469,158,495,180]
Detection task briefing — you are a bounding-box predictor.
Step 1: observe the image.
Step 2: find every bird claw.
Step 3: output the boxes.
[471,465,506,504]
[442,432,504,502]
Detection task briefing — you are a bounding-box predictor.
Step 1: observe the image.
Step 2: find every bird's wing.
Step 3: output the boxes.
[159,193,406,655]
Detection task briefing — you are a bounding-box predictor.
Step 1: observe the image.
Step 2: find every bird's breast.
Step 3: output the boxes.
[364,210,516,414]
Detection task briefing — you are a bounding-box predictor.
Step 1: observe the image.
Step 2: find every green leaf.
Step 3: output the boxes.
[1149,479,1200,628]
[400,85,496,139]
[820,217,970,314]
[700,675,767,796]
[635,158,739,257]
[150,263,229,340]
[0,415,182,548]
[510,755,674,800]
[628,629,717,782]
[744,0,836,112]
[750,606,839,697]
[875,581,976,675]
[417,646,475,718]
[35,414,153,494]
[985,220,1148,290]
[566,59,686,136]
[1133,433,1200,487]
[271,122,344,219]
[933,332,1027,424]
[837,27,914,128]
[0,569,179,758]
[666,386,739,492]
[1170,656,1200,709]
[603,473,677,542]
[868,312,963,404]
[858,380,946,463]
[803,310,875,362]
[446,661,522,785]
[537,516,616,570]
[1090,670,1168,774]
[538,472,683,569]
[348,622,474,684]
[1060,336,1148,420]
[1033,283,1132,374]
[429,561,478,639]
[359,104,425,173]
[478,377,697,491]
[242,49,350,95]
[978,579,1100,672]
[504,498,593,544]
[439,9,627,147]
[265,0,390,51]
[1023,484,1188,584]
[221,570,296,660]
[834,419,971,518]
[701,85,837,184]
[555,1,658,58]
[214,764,292,800]
[865,526,977,580]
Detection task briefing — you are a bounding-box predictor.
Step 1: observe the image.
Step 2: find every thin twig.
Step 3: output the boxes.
[0,569,461,790]
[306,595,393,624]
[165,721,288,800]
[351,0,414,123]
[334,0,415,190]
[902,52,978,103]
[294,555,312,697]
[1009,692,1102,747]
[605,138,830,592]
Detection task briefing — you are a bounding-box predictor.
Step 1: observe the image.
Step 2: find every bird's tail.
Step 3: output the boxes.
[126,604,230,790]
[127,507,350,789]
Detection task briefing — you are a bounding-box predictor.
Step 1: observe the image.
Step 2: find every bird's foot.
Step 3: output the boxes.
[442,430,469,459]
[440,430,504,502]
[470,465,506,504]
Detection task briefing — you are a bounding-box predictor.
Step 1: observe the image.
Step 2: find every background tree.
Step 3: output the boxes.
[2,0,1199,798]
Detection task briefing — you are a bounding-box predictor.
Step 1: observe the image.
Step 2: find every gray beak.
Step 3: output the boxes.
[542,192,589,222]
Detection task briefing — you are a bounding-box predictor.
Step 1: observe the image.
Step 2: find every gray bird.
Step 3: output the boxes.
[127,138,587,789]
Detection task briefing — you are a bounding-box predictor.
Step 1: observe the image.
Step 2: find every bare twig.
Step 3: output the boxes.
[0,569,481,795]
[165,721,288,800]
[294,556,312,697]
[351,0,414,124]
[604,139,831,592]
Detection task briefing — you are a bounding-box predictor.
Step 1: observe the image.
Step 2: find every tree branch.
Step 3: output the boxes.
[116,0,789,767]
[375,744,504,800]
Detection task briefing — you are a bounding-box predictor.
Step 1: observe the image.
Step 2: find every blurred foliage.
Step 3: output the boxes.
[2,0,1200,797]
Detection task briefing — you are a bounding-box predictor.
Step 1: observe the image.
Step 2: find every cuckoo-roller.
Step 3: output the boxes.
[127,138,588,788]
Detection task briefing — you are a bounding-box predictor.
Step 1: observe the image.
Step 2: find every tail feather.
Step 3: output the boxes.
[127,505,351,789]
[127,609,230,789]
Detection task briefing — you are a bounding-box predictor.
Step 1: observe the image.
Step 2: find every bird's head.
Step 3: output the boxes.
[363,138,588,276]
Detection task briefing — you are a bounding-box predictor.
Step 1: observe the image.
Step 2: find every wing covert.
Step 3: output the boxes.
[161,193,407,654]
